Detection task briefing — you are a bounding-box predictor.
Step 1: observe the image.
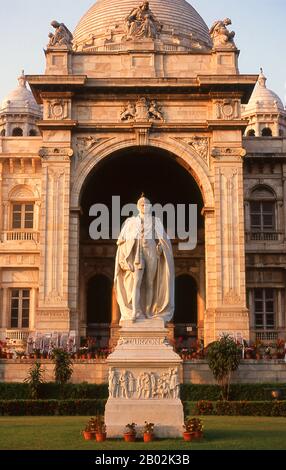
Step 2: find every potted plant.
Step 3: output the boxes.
[190,418,204,439]
[143,422,155,442]
[183,418,195,442]
[83,417,97,441]
[95,416,107,442]
[124,423,137,442]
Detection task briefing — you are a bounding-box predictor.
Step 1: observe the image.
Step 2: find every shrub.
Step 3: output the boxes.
[180,383,286,402]
[51,349,73,385]
[0,383,109,400]
[181,384,221,401]
[196,400,214,415]
[206,335,241,400]
[0,399,107,416]
[182,401,286,417]
[24,361,45,399]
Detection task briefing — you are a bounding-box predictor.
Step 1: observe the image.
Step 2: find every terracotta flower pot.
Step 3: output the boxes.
[96,433,107,442]
[124,433,136,442]
[143,433,154,443]
[193,431,203,440]
[83,431,95,441]
[183,432,194,442]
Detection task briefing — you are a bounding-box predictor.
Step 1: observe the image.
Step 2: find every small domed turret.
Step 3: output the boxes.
[0,71,42,137]
[242,69,286,137]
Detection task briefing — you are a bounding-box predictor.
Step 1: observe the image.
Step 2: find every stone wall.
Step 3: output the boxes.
[1,360,285,385]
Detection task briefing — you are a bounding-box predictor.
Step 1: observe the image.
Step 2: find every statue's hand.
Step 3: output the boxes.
[157,243,163,257]
[120,260,134,272]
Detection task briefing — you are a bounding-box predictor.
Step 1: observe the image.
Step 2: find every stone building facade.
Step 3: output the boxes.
[0,0,285,352]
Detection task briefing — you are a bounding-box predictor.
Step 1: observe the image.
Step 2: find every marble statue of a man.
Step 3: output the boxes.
[114,196,175,323]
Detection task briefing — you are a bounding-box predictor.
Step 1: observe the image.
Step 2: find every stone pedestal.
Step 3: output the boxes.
[105,318,184,438]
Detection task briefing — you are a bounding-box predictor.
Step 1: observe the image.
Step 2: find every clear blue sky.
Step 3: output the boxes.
[0,0,285,103]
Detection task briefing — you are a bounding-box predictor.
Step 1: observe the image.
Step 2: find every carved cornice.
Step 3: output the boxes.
[211,147,246,160]
[39,147,73,162]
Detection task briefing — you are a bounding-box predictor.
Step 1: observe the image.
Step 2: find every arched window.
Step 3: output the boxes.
[9,185,36,231]
[261,127,272,137]
[12,127,23,137]
[247,129,255,137]
[249,186,276,233]
[0,129,5,137]
[29,129,37,136]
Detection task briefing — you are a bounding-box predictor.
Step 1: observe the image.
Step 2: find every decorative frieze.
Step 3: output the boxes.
[109,368,180,400]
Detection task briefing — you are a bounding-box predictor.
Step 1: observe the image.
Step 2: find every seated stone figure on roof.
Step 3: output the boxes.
[209,18,236,49]
[48,21,73,49]
[125,1,162,40]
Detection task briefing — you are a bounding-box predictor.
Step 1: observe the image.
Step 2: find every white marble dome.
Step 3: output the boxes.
[74,0,212,51]
[244,69,285,114]
[1,72,41,114]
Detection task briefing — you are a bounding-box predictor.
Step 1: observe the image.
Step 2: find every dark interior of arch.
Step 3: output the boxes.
[87,274,112,325]
[174,275,198,325]
[80,146,204,239]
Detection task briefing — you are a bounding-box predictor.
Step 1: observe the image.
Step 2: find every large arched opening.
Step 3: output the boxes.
[79,145,205,345]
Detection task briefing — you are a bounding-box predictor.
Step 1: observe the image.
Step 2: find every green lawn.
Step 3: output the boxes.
[0,416,285,450]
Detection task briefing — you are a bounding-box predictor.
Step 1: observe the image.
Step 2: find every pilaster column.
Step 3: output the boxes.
[2,288,9,329]
[0,162,3,233]
[68,208,81,334]
[206,146,250,343]
[277,289,283,329]
[197,259,205,340]
[282,165,286,239]
[37,147,73,332]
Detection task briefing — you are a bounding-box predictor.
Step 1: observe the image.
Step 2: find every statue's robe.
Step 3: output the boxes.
[114,215,175,322]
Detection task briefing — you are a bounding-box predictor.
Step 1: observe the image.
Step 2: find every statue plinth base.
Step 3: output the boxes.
[105,319,184,438]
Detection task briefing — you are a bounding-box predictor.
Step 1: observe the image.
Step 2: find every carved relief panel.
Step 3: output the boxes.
[108,367,180,400]
[213,99,241,120]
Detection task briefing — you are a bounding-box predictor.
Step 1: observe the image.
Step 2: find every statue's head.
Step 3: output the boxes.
[51,20,61,29]
[137,194,152,215]
[223,18,232,26]
[142,1,149,11]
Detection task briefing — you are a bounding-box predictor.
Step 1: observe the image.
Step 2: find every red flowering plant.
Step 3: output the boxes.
[0,340,7,358]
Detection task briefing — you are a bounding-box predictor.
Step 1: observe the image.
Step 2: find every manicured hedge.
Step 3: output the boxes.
[0,383,108,400]
[184,400,286,417]
[0,399,107,416]
[180,384,286,402]
[0,399,285,417]
[0,383,285,402]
